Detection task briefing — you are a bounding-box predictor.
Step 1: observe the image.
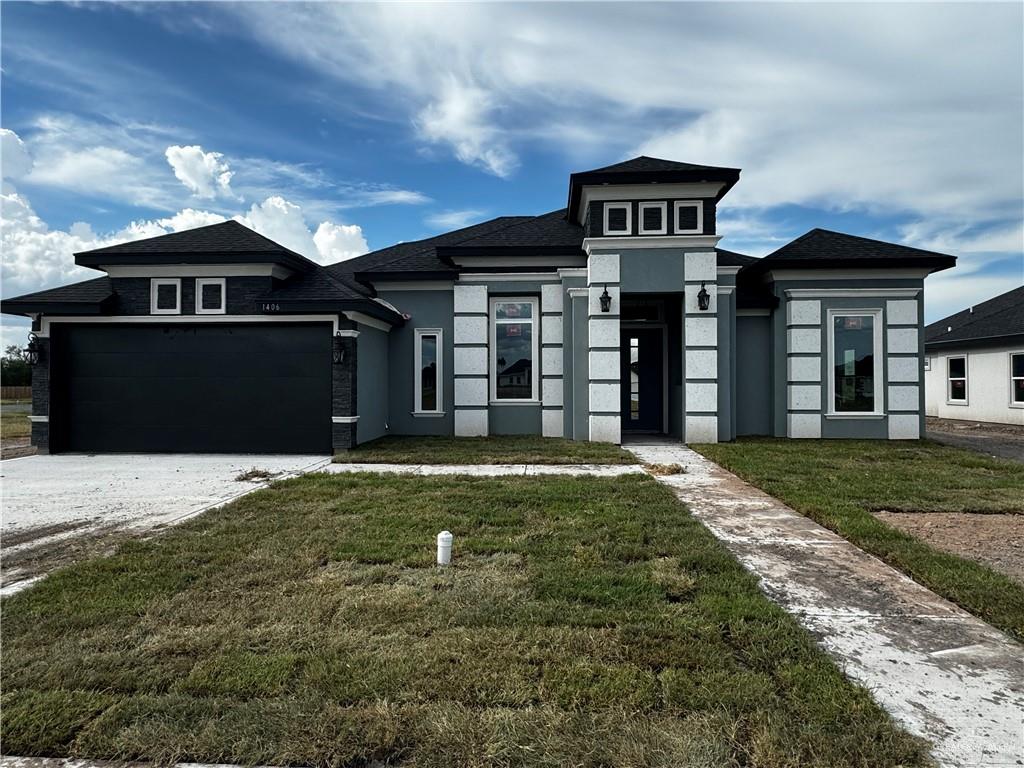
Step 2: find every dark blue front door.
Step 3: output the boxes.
[621,328,664,432]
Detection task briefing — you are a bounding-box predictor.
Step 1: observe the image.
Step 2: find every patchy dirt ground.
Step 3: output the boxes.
[1,437,36,460]
[926,417,1024,463]
[875,509,1024,584]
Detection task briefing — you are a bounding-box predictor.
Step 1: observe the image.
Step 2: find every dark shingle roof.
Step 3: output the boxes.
[74,220,319,272]
[925,285,1024,347]
[0,277,115,316]
[716,248,758,267]
[435,209,584,254]
[578,156,741,175]
[742,228,956,275]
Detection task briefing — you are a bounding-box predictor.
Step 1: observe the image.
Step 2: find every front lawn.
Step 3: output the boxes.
[695,438,1024,639]
[1,473,926,767]
[1,406,31,439]
[339,434,637,464]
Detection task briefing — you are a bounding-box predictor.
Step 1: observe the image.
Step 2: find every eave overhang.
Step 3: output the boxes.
[567,167,741,220]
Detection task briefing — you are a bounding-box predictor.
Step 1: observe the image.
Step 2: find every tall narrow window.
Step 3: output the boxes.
[491,298,538,401]
[629,336,640,419]
[947,356,967,403]
[1012,353,1024,406]
[829,310,881,414]
[414,329,443,414]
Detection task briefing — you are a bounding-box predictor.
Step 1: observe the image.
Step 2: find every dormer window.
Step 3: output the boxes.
[150,278,181,314]
[196,278,226,314]
[674,201,704,234]
[639,202,667,235]
[603,202,631,235]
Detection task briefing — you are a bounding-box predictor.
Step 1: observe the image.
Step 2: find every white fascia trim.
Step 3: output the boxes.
[373,296,402,315]
[39,314,345,337]
[195,277,226,315]
[557,267,587,278]
[331,416,360,424]
[459,272,562,282]
[454,256,586,268]
[825,307,885,417]
[716,286,735,295]
[567,287,589,298]
[577,182,725,222]
[414,327,444,415]
[673,201,704,235]
[638,201,668,235]
[104,264,294,279]
[785,288,922,298]
[717,266,743,276]
[602,202,632,236]
[584,235,721,254]
[343,311,392,333]
[150,278,181,315]
[774,269,932,281]
[28,415,49,423]
[737,308,771,316]
[372,281,454,291]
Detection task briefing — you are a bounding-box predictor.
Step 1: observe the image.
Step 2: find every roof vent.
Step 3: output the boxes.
[969,306,974,313]
[947,325,953,332]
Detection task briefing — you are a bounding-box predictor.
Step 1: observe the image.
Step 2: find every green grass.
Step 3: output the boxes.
[339,434,637,464]
[1,408,30,439]
[1,473,927,767]
[695,438,1024,639]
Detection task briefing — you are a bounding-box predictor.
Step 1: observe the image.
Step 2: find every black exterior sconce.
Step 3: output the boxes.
[332,331,346,364]
[696,282,711,311]
[599,285,612,313]
[25,333,40,366]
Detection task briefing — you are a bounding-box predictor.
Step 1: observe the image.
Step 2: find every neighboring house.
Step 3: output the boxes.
[1,156,957,454]
[924,285,1024,425]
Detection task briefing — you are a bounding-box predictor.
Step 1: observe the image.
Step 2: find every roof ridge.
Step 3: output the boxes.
[926,285,1024,332]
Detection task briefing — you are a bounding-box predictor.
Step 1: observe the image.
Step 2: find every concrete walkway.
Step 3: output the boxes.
[627,442,1024,768]
[324,462,644,476]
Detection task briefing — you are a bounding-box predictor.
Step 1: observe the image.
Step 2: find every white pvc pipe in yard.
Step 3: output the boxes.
[436,530,453,565]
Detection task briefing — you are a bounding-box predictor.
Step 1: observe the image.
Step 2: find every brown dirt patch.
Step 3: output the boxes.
[875,510,1024,584]
[1,436,36,460]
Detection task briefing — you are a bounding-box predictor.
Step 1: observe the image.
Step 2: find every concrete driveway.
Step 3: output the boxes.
[1,453,329,593]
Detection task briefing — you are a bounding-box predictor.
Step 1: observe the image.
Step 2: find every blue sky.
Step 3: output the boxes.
[2,2,1022,346]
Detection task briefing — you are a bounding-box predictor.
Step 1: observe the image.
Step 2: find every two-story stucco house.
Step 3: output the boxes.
[1,156,957,454]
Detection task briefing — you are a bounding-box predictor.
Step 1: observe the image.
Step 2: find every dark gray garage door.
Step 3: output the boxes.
[52,323,332,454]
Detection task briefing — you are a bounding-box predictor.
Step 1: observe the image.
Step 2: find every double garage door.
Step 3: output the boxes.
[50,323,333,454]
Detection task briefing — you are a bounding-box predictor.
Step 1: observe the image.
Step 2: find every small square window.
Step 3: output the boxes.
[674,201,704,234]
[638,202,667,235]
[150,278,181,314]
[603,203,631,235]
[196,278,226,314]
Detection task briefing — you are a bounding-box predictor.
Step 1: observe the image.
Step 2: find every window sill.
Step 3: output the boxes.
[411,411,446,418]
[824,413,885,420]
[945,401,969,407]
[489,400,541,406]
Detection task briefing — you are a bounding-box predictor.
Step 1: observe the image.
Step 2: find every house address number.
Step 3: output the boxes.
[262,303,281,312]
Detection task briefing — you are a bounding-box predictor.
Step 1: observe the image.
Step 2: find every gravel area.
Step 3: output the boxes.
[875,510,1024,584]
[926,417,1024,463]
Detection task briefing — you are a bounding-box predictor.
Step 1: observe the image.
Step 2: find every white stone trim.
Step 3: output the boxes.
[542,347,564,376]
[888,414,920,440]
[453,377,487,408]
[542,377,564,407]
[638,201,668,235]
[788,384,822,411]
[684,282,718,314]
[685,349,717,380]
[541,315,563,345]
[588,350,619,380]
[453,284,488,314]
[783,287,922,298]
[888,385,919,412]
[195,278,226,315]
[588,285,620,317]
[685,382,717,413]
[684,251,716,281]
[414,328,444,414]
[886,327,918,354]
[454,409,488,437]
[587,252,620,285]
[786,299,821,326]
[787,413,822,439]
[684,316,717,347]
[567,287,589,298]
[541,284,563,314]
[589,414,621,443]
[556,267,588,278]
[685,415,718,443]
[588,317,619,349]
[454,346,487,376]
[889,356,920,384]
[886,299,919,326]
[788,327,821,354]
[150,278,181,315]
[787,356,822,382]
[673,200,704,235]
[454,315,488,345]
[584,235,721,254]
[331,416,360,424]
[589,382,620,413]
[542,408,564,438]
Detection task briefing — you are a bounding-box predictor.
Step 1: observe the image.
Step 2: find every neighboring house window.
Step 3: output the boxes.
[195,278,226,314]
[414,329,443,414]
[674,201,703,234]
[150,278,181,314]
[947,356,968,403]
[491,298,538,401]
[1010,352,1023,406]
[603,203,631,235]
[638,202,667,235]
[829,309,882,414]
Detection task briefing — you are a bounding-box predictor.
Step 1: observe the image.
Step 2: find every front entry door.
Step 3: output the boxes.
[621,328,664,432]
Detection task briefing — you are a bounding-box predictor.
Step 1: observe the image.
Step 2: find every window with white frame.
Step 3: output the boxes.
[491,298,538,401]
[829,309,882,414]
[947,356,967,403]
[603,202,631,235]
[1010,353,1023,406]
[150,278,181,314]
[638,201,667,235]
[414,329,443,414]
[195,278,226,314]
[673,201,704,234]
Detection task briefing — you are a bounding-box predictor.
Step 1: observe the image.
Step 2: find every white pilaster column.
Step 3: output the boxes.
[453,284,488,436]
[785,298,822,438]
[684,251,719,443]
[587,252,620,443]
[541,283,565,437]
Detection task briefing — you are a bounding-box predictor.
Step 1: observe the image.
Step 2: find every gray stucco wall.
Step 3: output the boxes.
[356,323,389,444]
[736,315,772,435]
[377,288,455,436]
[619,250,685,293]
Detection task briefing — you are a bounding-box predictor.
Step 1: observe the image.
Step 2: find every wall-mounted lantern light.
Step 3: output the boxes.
[599,285,612,313]
[332,331,346,364]
[25,333,40,366]
[697,282,711,311]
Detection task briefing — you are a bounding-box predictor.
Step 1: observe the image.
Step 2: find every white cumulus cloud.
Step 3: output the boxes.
[165,144,236,199]
[1,128,33,181]
[235,196,368,264]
